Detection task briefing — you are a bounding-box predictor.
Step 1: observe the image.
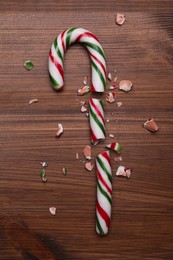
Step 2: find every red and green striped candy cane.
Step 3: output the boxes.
[89,98,106,145]
[49,28,106,92]
[96,150,112,235]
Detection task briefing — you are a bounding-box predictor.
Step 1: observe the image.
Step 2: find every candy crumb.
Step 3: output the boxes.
[119,80,133,92]
[62,167,67,175]
[107,72,112,81]
[143,118,159,132]
[117,102,122,107]
[106,92,116,103]
[85,162,94,171]
[83,145,92,160]
[81,105,87,113]
[83,76,88,86]
[116,13,125,26]
[29,98,39,105]
[76,153,79,160]
[116,166,132,178]
[109,134,114,138]
[56,123,64,137]
[49,207,56,216]
[114,156,123,163]
[77,86,90,96]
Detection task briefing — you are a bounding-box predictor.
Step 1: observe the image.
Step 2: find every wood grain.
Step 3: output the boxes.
[0,1,173,259]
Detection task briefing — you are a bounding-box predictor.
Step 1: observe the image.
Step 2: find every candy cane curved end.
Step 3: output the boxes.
[49,28,107,92]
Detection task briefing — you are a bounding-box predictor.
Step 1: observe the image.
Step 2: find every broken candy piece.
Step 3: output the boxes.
[83,76,88,86]
[56,123,64,137]
[49,207,56,216]
[143,118,159,132]
[119,80,133,92]
[106,142,121,154]
[29,98,39,105]
[116,166,132,178]
[85,162,94,171]
[114,156,123,163]
[81,105,87,113]
[83,145,91,160]
[109,134,114,138]
[106,92,116,103]
[116,13,126,26]
[77,85,90,96]
[107,72,112,81]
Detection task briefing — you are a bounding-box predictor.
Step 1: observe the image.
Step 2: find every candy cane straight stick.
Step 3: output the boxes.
[49,28,107,92]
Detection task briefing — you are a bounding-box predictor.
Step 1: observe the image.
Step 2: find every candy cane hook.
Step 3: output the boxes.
[49,28,107,92]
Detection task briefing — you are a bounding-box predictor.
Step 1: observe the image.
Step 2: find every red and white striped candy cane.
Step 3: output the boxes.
[96,150,112,235]
[49,28,106,92]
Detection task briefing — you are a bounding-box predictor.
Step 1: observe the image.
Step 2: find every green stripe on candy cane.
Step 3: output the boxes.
[84,42,105,59]
[96,215,104,235]
[66,28,77,48]
[91,60,106,90]
[49,73,59,88]
[89,106,106,137]
[97,181,112,205]
[96,156,112,183]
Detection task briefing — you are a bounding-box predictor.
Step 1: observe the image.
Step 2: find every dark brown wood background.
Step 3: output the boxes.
[0,1,173,259]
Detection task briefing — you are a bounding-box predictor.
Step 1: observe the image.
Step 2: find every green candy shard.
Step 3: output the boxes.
[24,60,34,70]
[40,169,46,178]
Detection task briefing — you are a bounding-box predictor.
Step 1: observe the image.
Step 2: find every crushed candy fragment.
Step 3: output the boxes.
[49,207,56,216]
[62,167,67,175]
[40,161,48,168]
[56,123,63,137]
[29,98,39,105]
[80,100,86,106]
[117,101,122,107]
[83,76,88,86]
[106,142,121,154]
[114,156,123,163]
[85,162,94,171]
[85,113,89,118]
[106,119,110,123]
[109,84,118,90]
[143,118,159,132]
[109,134,114,138]
[106,92,116,103]
[119,80,133,92]
[83,145,91,160]
[40,169,47,183]
[24,60,34,70]
[113,76,118,83]
[116,166,132,178]
[107,72,112,81]
[76,153,79,160]
[77,85,90,96]
[81,105,87,113]
[116,13,126,26]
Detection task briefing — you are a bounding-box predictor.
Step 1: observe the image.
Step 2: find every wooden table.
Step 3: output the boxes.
[0,1,173,259]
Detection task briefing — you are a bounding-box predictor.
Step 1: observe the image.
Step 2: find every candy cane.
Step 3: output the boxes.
[96,150,112,235]
[49,28,107,92]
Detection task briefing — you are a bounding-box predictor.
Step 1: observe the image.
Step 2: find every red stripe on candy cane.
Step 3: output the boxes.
[76,31,99,42]
[97,170,112,195]
[96,200,110,228]
[101,151,111,165]
[90,128,98,142]
[111,143,116,150]
[90,99,104,122]
[61,30,66,51]
[49,49,64,79]
[89,51,106,77]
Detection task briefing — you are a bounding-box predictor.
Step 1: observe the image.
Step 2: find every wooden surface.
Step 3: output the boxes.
[0,1,173,259]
